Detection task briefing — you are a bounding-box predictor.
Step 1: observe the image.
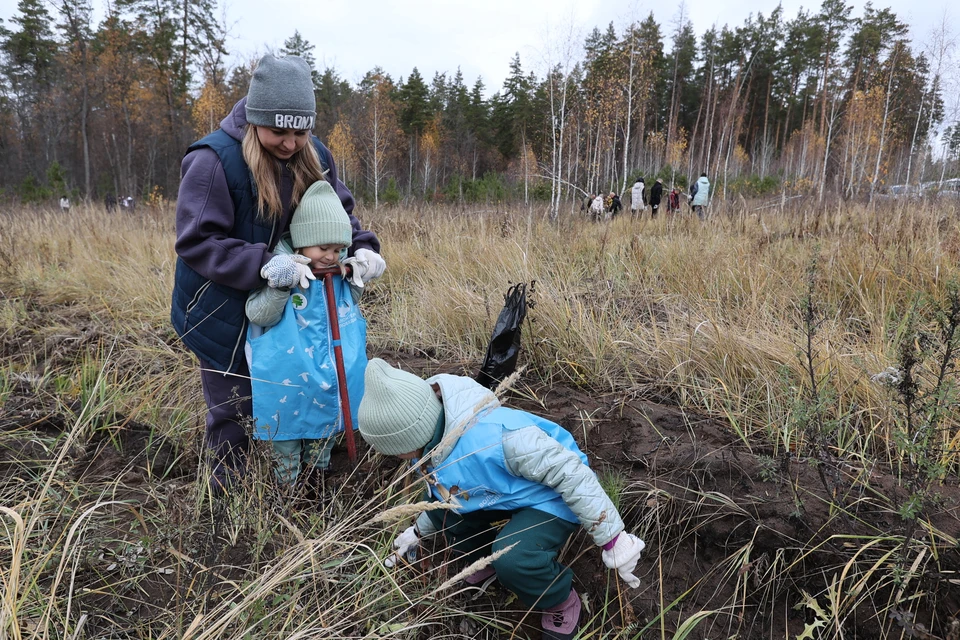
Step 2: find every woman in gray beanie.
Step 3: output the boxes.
[171,54,387,495]
[358,359,646,640]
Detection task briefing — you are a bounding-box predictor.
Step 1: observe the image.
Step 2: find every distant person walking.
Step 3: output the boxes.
[105,193,117,212]
[689,173,710,220]
[171,54,384,495]
[580,193,592,212]
[609,192,623,218]
[667,187,681,214]
[630,178,646,216]
[589,193,605,221]
[59,196,70,212]
[649,179,663,218]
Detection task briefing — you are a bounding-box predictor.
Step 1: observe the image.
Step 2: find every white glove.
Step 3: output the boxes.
[340,257,365,289]
[260,254,315,290]
[601,533,645,588]
[384,525,419,568]
[347,248,386,284]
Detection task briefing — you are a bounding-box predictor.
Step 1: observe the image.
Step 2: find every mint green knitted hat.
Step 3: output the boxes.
[289,180,352,250]
[358,359,443,456]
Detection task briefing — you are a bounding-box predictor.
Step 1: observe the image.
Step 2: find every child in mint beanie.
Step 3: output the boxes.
[245,180,366,489]
[357,359,647,640]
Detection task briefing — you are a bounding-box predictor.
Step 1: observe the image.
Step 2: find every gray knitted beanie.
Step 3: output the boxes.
[289,181,352,250]
[246,54,316,130]
[358,359,443,456]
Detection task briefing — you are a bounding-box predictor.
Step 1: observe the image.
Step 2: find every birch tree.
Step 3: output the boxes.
[540,21,580,220]
[356,69,400,208]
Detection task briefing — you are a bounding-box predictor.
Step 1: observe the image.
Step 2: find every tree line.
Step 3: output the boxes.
[1,0,958,212]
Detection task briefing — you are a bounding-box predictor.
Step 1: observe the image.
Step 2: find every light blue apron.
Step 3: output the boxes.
[247,275,366,440]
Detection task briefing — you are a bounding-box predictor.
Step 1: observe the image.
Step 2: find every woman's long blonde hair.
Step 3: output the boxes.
[242,124,328,221]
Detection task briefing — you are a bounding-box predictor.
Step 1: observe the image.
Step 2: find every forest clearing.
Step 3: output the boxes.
[1,199,958,639]
[3,0,960,635]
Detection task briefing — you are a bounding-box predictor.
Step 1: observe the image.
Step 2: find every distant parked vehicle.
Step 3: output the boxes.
[883,179,960,198]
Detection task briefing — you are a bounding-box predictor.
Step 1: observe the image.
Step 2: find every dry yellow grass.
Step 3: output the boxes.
[1,197,959,639]
[367,199,960,465]
[2,198,959,463]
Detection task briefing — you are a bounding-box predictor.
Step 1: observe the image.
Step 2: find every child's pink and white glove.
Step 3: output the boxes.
[384,525,419,568]
[261,254,315,290]
[601,533,645,588]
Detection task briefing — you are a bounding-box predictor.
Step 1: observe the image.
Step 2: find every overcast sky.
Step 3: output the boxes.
[225,0,956,94]
[1,0,956,97]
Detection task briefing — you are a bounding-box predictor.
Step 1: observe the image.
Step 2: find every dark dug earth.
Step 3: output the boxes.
[2,348,959,639]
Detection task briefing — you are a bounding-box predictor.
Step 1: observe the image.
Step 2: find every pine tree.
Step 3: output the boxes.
[2,0,58,91]
[814,0,854,137]
[0,18,13,182]
[467,77,489,142]
[93,13,151,199]
[732,8,783,177]
[114,0,218,186]
[845,5,909,92]
[397,67,430,193]
[466,77,490,179]
[493,53,532,160]
[223,59,253,106]
[281,30,320,87]
[1,0,59,178]
[398,67,429,136]
[54,0,94,196]
[777,10,820,147]
[664,19,697,166]
[315,66,352,138]
[427,71,446,114]
[630,14,665,172]
[945,124,960,166]
[443,67,470,178]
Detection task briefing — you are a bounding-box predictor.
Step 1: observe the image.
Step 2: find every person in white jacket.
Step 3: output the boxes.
[357,359,646,640]
[589,194,605,221]
[689,173,710,219]
[630,178,646,215]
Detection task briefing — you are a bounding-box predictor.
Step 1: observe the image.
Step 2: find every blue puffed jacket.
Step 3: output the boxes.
[245,274,366,441]
[413,375,624,546]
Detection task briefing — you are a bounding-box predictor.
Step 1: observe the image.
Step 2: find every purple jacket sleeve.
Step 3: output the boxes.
[174,148,273,291]
[324,146,380,255]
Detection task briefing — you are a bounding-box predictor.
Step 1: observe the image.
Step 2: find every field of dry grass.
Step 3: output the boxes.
[1,197,958,639]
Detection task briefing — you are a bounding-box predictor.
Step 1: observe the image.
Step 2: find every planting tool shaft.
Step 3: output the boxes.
[315,266,357,463]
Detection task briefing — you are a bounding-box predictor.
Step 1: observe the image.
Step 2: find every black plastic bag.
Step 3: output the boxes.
[476,282,529,389]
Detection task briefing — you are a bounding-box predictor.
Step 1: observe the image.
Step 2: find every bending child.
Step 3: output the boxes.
[357,359,645,640]
[245,180,371,488]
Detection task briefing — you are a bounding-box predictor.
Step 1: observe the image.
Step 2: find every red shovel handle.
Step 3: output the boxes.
[312,265,353,279]
[314,266,357,463]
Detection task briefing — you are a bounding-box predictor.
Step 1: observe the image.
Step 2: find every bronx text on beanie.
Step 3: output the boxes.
[245,54,317,130]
